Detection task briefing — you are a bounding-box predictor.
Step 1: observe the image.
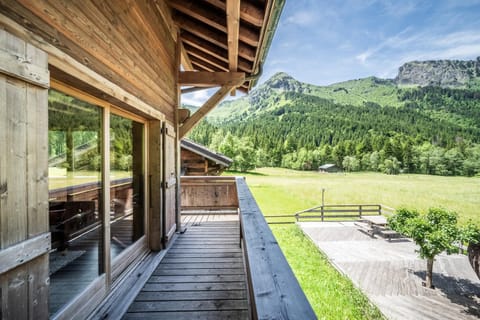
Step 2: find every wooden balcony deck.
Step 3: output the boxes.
[300,221,480,320]
[99,177,315,319]
[123,214,248,319]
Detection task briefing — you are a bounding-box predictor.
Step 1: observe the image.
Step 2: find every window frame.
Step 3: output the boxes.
[48,79,150,313]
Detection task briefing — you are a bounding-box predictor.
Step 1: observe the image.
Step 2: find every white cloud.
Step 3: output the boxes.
[380,0,420,17]
[181,89,212,107]
[285,10,317,27]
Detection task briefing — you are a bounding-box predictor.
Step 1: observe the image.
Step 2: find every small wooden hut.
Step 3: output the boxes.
[181,139,232,176]
[319,163,341,173]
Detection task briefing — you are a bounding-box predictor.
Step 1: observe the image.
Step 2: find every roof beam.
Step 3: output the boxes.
[179,71,245,87]
[180,85,236,138]
[227,0,240,73]
[169,0,225,31]
[174,12,259,47]
[180,40,194,71]
[205,0,265,27]
[184,44,253,73]
[181,31,255,62]
[227,0,241,96]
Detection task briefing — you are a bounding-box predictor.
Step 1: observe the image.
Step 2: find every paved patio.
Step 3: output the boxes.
[299,221,480,320]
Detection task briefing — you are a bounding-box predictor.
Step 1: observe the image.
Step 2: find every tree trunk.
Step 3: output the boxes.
[425,258,434,288]
[467,242,480,279]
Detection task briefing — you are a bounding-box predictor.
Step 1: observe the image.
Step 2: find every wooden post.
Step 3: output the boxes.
[148,121,163,251]
[175,31,182,232]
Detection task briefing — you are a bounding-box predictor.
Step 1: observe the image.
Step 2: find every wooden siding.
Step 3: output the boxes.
[181,177,239,211]
[0,30,50,319]
[0,0,178,121]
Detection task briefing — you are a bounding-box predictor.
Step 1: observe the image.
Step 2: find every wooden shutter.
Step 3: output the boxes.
[162,122,177,243]
[0,29,50,319]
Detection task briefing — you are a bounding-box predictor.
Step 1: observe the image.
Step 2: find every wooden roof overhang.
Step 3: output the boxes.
[181,138,233,167]
[171,0,285,137]
[0,0,284,134]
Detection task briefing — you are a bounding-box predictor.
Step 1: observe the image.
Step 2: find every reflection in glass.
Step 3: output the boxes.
[110,114,144,261]
[48,89,103,315]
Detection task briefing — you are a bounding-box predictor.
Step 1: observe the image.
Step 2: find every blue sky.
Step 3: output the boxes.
[262,0,480,85]
[183,0,480,105]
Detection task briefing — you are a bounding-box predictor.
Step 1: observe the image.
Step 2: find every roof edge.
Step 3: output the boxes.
[181,139,233,167]
[249,0,286,90]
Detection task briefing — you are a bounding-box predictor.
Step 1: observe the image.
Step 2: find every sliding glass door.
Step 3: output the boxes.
[48,87,147,316]
[109,114,145,260]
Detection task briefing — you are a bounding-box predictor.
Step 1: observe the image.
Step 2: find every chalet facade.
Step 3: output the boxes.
[181,138,232,176]
[0,1,315,319]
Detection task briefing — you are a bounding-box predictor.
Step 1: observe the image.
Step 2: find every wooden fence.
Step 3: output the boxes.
[295,204,382,222]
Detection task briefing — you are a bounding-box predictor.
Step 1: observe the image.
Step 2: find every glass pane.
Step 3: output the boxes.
[110,114,144,260]
[48,89,104,316]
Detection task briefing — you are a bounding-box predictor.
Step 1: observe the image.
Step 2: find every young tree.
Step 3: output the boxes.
[388,208,464,288]
[342,156,360,172]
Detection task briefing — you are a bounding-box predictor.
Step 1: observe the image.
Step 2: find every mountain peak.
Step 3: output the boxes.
[262,72,303,92]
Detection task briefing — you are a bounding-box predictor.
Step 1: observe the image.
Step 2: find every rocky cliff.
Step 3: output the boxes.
[395,57,480,88]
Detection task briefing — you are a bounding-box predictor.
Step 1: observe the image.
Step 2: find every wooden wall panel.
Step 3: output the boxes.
[0,29,49,320]
[0,0,177,122]
[181,179,239,209]
[148,121,163,251]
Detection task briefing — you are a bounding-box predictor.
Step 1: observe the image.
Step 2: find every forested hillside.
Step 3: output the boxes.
[187,59,480,176]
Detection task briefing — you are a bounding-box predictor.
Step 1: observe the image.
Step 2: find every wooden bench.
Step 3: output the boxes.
[378,229,399,241]
[354,221,375,237]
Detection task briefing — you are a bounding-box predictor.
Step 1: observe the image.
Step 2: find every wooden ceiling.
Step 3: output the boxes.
[168,0,281,92]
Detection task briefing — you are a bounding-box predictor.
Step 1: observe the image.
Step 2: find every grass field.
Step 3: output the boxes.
[271,225,385,320]
[227,168,480,224]
[225,168,480,319]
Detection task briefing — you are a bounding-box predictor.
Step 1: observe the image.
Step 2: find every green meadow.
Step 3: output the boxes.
[229,167,480,224]
[226,168,480,319]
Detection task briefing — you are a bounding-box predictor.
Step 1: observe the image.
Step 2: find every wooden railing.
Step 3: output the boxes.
[236,177,316,319]
[179,176,316,318]
[180,176,238,213]
[295,204,384,222]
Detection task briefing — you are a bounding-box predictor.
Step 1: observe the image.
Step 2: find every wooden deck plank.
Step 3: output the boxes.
[124,310,248,320]
[128,300,248,312]
[161,257,243,263]
[153,268,245,276]
[148,275,246,283]
[167,248,242,254]
[164,252,243,258]
[158,262,245,269]
[135,290,247,301]
[124,217,249,319]
[142,282,246,291]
